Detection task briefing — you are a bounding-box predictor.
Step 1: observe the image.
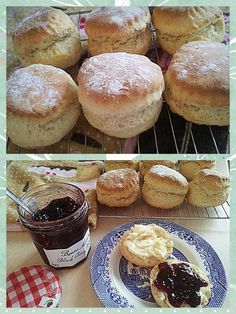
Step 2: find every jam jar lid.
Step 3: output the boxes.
[7,265,62,308]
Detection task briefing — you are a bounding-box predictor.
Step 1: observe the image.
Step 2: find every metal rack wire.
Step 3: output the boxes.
[98,199,230,220]
[7,9,230,154]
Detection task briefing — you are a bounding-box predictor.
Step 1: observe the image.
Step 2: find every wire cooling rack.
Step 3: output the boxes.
[98,199,230,220]
[7,8,230,154]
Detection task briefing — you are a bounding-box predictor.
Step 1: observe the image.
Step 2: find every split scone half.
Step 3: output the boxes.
[120,224,173,268]
[150,259,212,308]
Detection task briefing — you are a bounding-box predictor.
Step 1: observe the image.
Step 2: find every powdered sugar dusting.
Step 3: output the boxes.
[7,64,70,116]
[170,41,229,84]
[79,53,162,100]
[86,7,149,29]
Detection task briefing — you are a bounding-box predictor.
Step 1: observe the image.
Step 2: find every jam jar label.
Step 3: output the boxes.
[43,229,91,268]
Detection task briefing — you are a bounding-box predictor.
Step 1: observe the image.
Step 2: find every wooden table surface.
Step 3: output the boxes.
[7,217,230,308]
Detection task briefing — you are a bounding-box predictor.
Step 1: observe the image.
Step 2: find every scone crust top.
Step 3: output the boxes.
[96,169,139,193]
[145,165,188,194]
[165,41,229,108]
[78,52,164,112]
[179,160,215,168]
[12,8,79,55]
[7,64,78,123]
[152,6,224,35]
[192,169,230,192]
[85,7,151,39]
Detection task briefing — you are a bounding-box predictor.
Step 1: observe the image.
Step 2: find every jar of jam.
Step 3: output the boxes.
[18,183,91,268]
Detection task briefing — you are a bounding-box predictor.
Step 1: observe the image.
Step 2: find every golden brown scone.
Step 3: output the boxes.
[179,160,215,181]
[150,259,212,307]
[164,41,229,126]
[7,64,80,148]
[120,224,173,268]
[187,169,229,207]
[140,160,177,177]
[11,8,82,68]
[142,165,188,209]
[85,189,98,229]
[104,160,139,172]
[96,168,140,207]
[152,7,225,55]
[85,7,152,56]
[78,52,164,138]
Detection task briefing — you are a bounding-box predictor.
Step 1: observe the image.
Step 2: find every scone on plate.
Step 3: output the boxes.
[96,168,140,207]
[142,165,188,209]
[120,224,173,268]
[179,160,215,181]
[150,259,212,307]
[85,7,152,56]
[140,160,177,177]
[152,6,225,55]
[187,169,229,207]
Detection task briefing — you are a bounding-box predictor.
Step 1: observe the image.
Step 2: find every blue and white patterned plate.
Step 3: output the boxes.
[90,220,227,308]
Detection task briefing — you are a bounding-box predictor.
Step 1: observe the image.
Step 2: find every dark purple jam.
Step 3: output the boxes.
[154,262,208,307]
[33,197,82,222]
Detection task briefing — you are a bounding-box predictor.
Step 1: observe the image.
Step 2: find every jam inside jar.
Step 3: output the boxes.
[18,183,91,269]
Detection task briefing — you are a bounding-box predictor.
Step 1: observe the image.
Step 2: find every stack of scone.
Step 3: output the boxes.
[119,223,212,307]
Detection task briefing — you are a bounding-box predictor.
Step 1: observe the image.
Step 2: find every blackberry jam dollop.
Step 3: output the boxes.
[154,262,208,307]
[33,196,82,222]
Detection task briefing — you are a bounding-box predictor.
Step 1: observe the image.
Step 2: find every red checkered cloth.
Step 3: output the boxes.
[7,265,62,308]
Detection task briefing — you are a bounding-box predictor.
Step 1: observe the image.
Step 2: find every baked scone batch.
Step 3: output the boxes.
[119,224,212,307]
[7,6,229,148]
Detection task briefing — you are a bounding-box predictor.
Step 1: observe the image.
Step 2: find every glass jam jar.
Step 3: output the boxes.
[18,183,91,268]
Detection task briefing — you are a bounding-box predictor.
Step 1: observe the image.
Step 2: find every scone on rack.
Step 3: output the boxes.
[78,52,164,138]
[104,160,139,172]
[164,41,229,126]
[152,6,225,55]
[96,168,140,207]
[187,169,230,207]
[142,165,188,209]
[140,160,177,177]
[85,7,152,56]
[7,64,80,148]
[150,259,212,307]
[11,8,82,68]
[120,224,173,268]
[179,160,215,181]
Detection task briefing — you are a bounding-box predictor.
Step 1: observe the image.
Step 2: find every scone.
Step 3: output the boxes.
[179,160,215,181]
[152,7,225,55]
[140,160,177,177]
[104,161,139,172]
[164,41,229,126]
[7,64,80,148]
[150,259,212,307]
[11,8,82,68]
[120,224,173,268]
[96,168,140,207]
[78,52,164,138]
[85,7,152,56]
[142,165,188,209]
[187,169,229,207]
